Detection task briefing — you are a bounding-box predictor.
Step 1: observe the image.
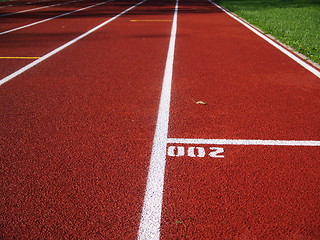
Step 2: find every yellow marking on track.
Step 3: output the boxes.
[130,20,173,22]
[0,57,40,59]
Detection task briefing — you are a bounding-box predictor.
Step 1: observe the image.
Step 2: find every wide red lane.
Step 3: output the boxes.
[169,0,320,141]
[0,0,102,33]
[0,0,131,79]
[161,144,320,239]
[0,0,175,238]
[160,0,320,238]
[0,0,70,18]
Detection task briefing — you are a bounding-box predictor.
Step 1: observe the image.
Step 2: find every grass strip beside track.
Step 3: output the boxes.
[215,0,320,65]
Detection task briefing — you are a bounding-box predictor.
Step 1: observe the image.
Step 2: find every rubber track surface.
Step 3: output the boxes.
[169,0,320,141]
[0,0,174,238]
[0,0,131,79]
[161,0,320,239]
[1,0,320,238]
[0,0,97,32]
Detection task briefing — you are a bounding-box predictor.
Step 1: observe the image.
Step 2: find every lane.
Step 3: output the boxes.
[0,0,176,238]
[168,0,320,141]
[209,0,320,78]
[0,0,112,35]
[0,0,63,29]
[159,0,320,238]
[0,0,131,79]
[0,0,49,9]
[0,0,81,17]
[162,145,320,239]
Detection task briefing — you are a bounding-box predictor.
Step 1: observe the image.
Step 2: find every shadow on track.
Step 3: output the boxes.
[0,0,223,19]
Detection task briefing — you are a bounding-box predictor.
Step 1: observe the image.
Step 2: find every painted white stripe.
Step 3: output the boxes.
[137,0,178,239]
[0,0,112,35]
[208,0,320,78]
[0,0,82,17]
[168,138,320,146]
[0,0,147,86]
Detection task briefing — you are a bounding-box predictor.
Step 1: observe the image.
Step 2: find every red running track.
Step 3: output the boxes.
[161,0,320,239]
[0,0,104,33]
[1,0,320,238]
[0,0,175,238]
[0,0,135,79]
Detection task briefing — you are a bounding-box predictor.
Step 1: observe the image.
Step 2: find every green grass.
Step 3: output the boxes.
[215,0,320,64]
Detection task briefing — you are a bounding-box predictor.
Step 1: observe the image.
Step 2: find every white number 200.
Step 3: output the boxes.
[167,146,224,158]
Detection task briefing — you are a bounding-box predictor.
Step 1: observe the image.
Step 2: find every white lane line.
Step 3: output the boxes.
[0,0,147,86]
[208,0,320,78]
[137,0,178,239]
[0,0,112,35]
[0,0,82,17]
[168,138,320,146]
